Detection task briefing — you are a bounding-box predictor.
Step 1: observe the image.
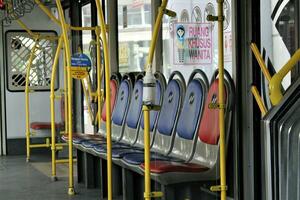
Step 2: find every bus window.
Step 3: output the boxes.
[261,0,295,90]
[81,3,94,134]
[162,0,233,81]
[118,0,152,73]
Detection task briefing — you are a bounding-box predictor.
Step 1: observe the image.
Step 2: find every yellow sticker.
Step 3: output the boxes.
[70,67,89,79]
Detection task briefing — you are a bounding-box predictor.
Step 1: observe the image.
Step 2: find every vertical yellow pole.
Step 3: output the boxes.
[217,1,227,199]
[64,48,69,135]
[143,107,151,200]
[143,1,169,199]
[56,0,75,195]
[25,38,39,162]
[96,27,102,129]
[94,1,112,199]
[50,36,63,181]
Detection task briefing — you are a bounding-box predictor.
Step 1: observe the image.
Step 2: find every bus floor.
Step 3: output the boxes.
[0,155,113,200]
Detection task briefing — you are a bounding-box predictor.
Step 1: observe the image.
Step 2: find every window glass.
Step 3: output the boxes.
[118,0,152,73]
[81,3,94,133]
[162,0,233,82]
[261,0,295,91]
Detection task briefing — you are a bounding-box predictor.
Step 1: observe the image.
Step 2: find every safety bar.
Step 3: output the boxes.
[250,43,272,82]
[251,42,300,106]
[269,49,300,105]
[35,0,97,31]
[50,36,64,181]
[143,0,173,199]
[207,0,228,199]
[251,85,267,116]
[25,38,39,162]
[56,0,75,195]
[94,1,112,199]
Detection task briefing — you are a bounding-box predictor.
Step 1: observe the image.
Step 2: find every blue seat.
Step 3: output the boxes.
[139,70,235,184]
[92,79,144,155]
[122,71,187,166]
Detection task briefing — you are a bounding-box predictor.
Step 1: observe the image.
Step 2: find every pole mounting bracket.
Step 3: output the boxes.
[207,14,224,22]
[144,191,164,198]
[210,185,228,192]
[208,103,226,109]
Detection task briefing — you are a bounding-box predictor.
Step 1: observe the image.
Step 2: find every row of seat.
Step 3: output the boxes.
[63,69,235,184]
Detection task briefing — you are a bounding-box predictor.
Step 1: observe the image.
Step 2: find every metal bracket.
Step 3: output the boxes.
[164,9,176,17]
[144,191,164,198]
[143,104,161,111]
[208,103,226,109]
[210,185,228,192]
[207,14,224,22]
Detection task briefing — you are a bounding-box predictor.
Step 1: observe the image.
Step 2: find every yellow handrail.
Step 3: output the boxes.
[251,86,267,116]
[96,26,103,129]
[269,49,300,105]
[16,19,58,41]
[208,0,228,199]
[94,1,112,199]
[81,78,94,123]
[35,0,96,31]
[217,1,227,199]
[143,0,170,199]
[50,36,64,181]
[56,0,75,195]
[250,43,272,82]
[25,38,39,162]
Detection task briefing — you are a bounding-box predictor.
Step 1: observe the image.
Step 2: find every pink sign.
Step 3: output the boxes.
[173,22,213,65]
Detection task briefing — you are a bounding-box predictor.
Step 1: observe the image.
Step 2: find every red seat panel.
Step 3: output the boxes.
[101,80,118,121]
[30,122,63,130]
[140,160,208,174]
[199,79,227,145]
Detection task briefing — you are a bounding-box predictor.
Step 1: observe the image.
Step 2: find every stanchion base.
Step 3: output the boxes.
[68,187,75,195]
[26,158,30,163]
[51,176,58,182]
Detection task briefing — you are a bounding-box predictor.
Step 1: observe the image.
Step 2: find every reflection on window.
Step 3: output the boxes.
[118,0,152,73]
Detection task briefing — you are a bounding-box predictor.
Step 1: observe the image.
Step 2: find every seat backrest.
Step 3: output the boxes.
[121,79,144,145]
[135,72,166,148]
[169,69,208,162]
[101,79,119,122]
[191,70,235,169]
[111,75,134,141]
[151,71,186,156]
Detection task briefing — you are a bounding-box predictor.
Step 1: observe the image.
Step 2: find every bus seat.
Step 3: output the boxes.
[121,71,186,165]
[30,122,63,130]
[92,78,144,155]
[123,70,207,167]
[98,73,166,159]
[78,75,133,149]
[62,74,121,144]
[139,70,235,185]
[30,93,65,131]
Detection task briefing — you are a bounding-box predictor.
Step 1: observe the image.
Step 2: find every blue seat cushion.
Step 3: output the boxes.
[112,148,142,159]
[157,80,181,136]
[126,80,143,129]
[93,143,131,153]
[112,80,130,126]
[81,139,106,148]
[176,79,204,140]
[122,152,175,166]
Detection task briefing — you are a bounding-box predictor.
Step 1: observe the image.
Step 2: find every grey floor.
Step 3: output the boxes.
[0,155,101,200]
